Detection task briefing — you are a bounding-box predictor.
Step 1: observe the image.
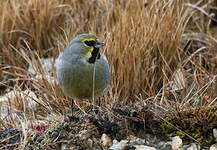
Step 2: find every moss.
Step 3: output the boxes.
[159,106,217,146]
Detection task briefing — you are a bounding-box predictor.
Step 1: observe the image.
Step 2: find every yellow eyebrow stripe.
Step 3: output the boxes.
[79,37,97,42]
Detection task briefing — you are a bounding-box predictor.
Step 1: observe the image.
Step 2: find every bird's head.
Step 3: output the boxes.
[70,33,106,63]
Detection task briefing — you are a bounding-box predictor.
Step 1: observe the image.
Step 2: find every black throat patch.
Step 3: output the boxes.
[88,48,101,64]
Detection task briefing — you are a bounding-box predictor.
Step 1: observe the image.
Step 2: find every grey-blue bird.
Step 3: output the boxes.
[55,33,109,100]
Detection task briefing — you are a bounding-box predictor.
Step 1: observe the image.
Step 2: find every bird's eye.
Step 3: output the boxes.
[84,40,96,47]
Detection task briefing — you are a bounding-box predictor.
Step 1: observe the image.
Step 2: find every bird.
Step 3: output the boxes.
[55,33,109,109]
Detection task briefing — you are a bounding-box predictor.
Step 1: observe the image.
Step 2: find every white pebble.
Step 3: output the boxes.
[171,136,182,150]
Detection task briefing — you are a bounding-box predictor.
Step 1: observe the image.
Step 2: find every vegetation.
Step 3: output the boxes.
[0,0,217,148]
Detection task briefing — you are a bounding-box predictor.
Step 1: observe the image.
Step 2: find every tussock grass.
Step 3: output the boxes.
[0,0,217,147]
[1,0,186,103]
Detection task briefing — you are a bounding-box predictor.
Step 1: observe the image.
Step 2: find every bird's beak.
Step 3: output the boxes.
[94,39,106,48]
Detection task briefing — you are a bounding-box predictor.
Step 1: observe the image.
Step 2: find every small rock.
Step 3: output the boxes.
[28,58,55,85]
[171,136,182,150]
[0,102,9,119]
[113,139,118,144]
[134,145,156,150]
[0,90,38,109]
[210,144,217,150]
[61,143,67,150]
[213,129,217,141]
[87,138,93,148]
[0,90,39,119]
[101,133,112,147]
[185,143,200,150]
[109,140,128,150]
[28,58,53,74]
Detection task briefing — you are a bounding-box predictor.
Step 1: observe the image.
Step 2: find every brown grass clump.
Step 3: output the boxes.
[0,0,217,148]
[0,0,187,104]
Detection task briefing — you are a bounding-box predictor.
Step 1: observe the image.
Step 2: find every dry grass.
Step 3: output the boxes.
[0,0,217,147]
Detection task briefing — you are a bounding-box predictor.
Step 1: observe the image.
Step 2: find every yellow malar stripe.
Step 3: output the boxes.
[86,47,94,56]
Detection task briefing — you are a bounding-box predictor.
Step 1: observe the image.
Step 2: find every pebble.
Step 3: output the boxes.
[109,140,128,150]
[27,58,55,85]
[185,143,200,150]
[101,133,113,147]
[28,58,53,74]
[0,90,38,109]
[87,138,93,148]
[0,102,9,119]
[61,143,67,150]
[213,129,217,141]
[171,136,182,150]
[0,90,39,119]
[134,145,156,150]
[210,144,217,150]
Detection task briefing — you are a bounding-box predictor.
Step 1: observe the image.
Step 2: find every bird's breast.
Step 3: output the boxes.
[57,56,109,99]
